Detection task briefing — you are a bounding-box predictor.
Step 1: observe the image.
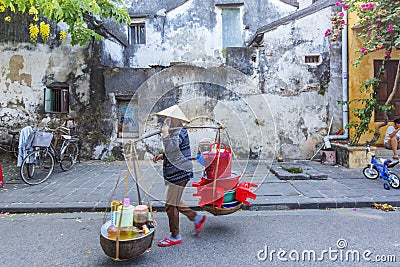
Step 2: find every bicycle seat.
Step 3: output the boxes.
[387,161,399,168]
[61,135,72,140]
[8,131,19,136]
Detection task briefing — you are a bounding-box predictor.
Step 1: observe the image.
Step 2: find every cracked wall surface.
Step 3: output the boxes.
[1,0,342,160]
[97,0,341,160]
[0,42,91,147]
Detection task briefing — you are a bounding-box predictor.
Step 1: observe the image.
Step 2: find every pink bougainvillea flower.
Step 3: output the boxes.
[324,29,331,37]
[342,4,349,9]
[387,25,393,31]
[385,50,391,57]
[340,20,345,25]
[362,3,375,11]
[335,2,340,6]
[360,47,368,55]
[367,30,371,35]
[338,12,344,17]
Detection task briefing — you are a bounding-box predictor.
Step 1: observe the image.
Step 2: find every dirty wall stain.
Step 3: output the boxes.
[5,55,32,89]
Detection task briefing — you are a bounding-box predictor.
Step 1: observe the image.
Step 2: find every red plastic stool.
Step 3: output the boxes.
[235,182,258,205]
[0,163,4,188]
[193,186,225,208]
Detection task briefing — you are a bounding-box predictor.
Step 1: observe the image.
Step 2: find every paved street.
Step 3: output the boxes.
[1,156,400,266]
[1,156,400,213]
[0,210,399,267]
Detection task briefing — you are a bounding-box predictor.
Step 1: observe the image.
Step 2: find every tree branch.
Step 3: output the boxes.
[370,60,400,144]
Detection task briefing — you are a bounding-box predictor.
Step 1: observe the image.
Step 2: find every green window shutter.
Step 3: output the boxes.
[222,8,241,48]
[44,88,53,112]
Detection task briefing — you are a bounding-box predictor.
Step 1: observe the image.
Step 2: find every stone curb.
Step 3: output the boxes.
[3,200,400,214]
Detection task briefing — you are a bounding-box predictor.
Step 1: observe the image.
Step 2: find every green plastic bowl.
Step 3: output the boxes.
[224,189,236,203]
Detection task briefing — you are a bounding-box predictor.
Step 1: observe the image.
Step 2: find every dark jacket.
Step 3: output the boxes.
[162,127,193,184]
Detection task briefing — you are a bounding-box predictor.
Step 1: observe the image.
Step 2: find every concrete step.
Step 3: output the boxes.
[374,146,395,159]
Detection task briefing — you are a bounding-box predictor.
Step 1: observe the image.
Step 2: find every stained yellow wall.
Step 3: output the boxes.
[347,13,400,145]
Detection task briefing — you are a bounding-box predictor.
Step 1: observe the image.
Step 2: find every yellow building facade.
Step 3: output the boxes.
[347,13,399,145]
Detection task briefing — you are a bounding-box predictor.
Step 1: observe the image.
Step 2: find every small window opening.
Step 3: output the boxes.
[305,55,320,64]
[44,83,69,113]
[129,23,146,45]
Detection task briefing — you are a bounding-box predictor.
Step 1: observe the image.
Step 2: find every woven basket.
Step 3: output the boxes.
[100,221,155,261]
[202,202,243,216]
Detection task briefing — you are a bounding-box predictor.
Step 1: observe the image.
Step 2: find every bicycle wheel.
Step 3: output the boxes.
[363,166,379,179]
[388,172,400,189]
[11,138,18,158]
[20,149,54,185]
[60,142,79,171]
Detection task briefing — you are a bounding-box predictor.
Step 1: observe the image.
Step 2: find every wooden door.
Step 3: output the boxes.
[374,60,400,121]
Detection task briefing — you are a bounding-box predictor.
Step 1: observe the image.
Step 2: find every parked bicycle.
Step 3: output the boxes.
[0,130,19,158]
[363,146,400,189]
[19,126,79,185]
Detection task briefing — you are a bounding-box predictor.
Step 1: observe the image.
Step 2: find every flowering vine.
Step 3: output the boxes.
[29,23,39,42]
[326,0,400,145]
[0,0,131,46]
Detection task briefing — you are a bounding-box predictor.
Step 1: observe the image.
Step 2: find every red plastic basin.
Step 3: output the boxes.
[202,174,240,191]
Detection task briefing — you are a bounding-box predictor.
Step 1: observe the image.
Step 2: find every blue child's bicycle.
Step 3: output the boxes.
[363,146,400,189]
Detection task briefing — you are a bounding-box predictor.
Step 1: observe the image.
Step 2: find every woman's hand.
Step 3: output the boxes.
[152,153,164,163]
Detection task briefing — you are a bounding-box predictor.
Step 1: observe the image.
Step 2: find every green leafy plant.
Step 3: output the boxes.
[104,153,117,162]
[0,0,131,46]
[282,166,303,173]
[325,0,400,145]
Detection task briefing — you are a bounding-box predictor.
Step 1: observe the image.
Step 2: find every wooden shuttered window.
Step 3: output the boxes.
[44,87,69,113]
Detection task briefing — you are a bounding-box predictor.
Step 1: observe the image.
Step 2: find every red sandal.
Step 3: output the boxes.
[157,237,182,247]
[194,215,206,236]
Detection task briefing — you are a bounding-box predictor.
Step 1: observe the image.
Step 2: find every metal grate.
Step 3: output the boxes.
[130,23,145,44]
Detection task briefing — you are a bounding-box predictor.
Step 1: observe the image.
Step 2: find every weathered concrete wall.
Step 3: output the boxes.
[117,0,297,68]
[0,42,90,136]
[92,0,299,160]
[132,63,276,162]
[253,6,342,159]
[96,0,341,161]
[1,0,342,162]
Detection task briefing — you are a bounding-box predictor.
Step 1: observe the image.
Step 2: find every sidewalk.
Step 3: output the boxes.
[1,157,399,213]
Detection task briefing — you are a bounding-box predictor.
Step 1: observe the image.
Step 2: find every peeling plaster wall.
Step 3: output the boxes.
[96,0,342,160]
[122,0,297,68]
[132,63,277,160]
[265,93,329,159]
[101,40,126,67]
[257,6,342,159]
[0,42,90,141]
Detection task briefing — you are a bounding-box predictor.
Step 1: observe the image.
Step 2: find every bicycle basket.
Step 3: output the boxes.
[31,131,53,147]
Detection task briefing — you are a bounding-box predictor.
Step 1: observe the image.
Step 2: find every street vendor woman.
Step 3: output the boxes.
[152,105,206,247]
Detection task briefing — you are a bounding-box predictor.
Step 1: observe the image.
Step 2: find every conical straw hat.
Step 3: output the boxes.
[154,105,190,122]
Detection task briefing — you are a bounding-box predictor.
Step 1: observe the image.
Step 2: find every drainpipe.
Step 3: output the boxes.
[323,9,349,149]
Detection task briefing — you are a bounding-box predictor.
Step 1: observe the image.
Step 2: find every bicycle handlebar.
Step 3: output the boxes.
[365,145,376,157]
